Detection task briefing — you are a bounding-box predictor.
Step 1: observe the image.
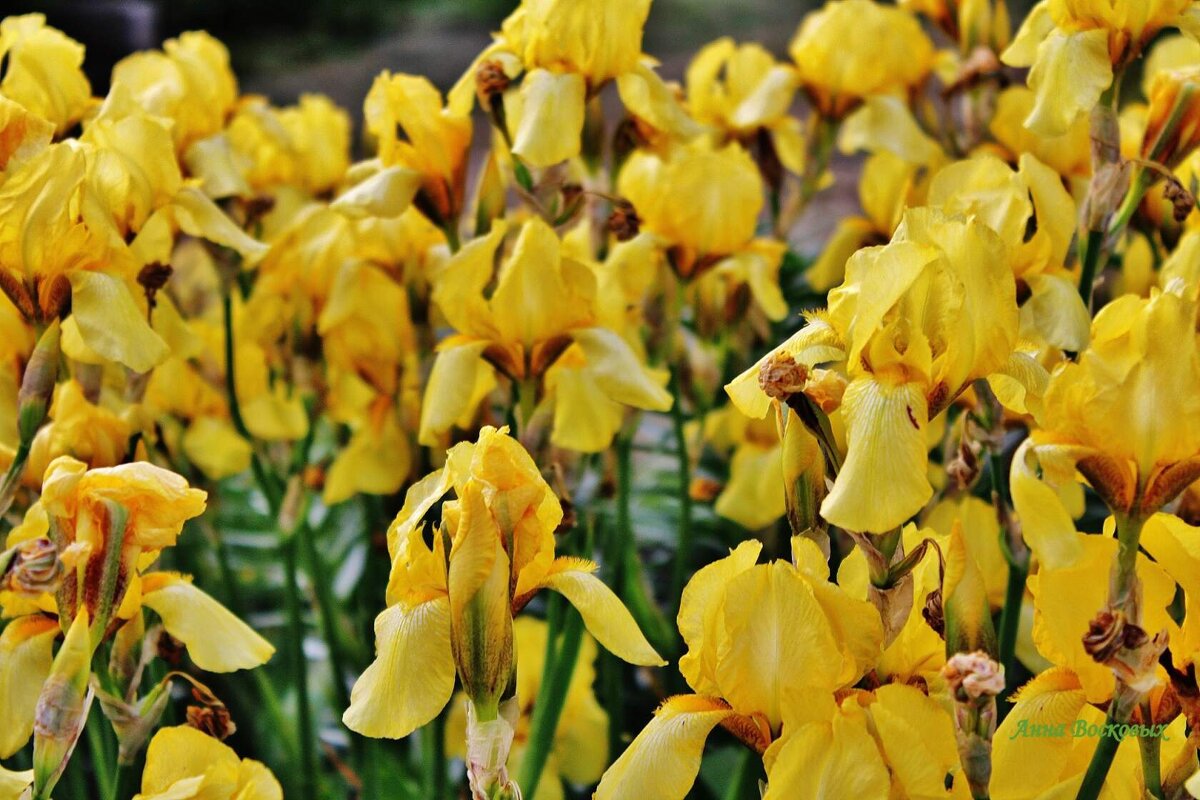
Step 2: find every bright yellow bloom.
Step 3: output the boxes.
[1002,0,1200,136]
[595,538,882,800]
[135,726,282,800]
[344,426,662,741]
[989,86,1093,179]
[449,0,696,167]
[685,39,803,172]
[618,140,787,318]
[365,72,471,228]
[789,0,935,119]
[195,93,352,198]
[927,153,1090,351]
[25,380,131,481]
[419,219,671,451]
[728,209,1022,533]
[111,31,238,153]
[0,15,91,135]
[0,457,272,760]
[446,617,609,800]
[1024,286,1200,515]
[762,685,972,799]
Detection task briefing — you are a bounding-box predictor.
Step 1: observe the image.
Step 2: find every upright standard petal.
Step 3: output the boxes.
[343,597,455,739]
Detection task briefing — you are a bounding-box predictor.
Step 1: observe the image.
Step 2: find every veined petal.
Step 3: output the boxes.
[570,327,672,412]
[594,695,733,800]
[763,701,890,800]
[140,573,274,672]
[541,557,665,667]
[677,540,763,695]
[68,271,170,373]
[1023,28,1112,138]
[0,614,58,757]
[715,562,847,729]
[988,351,1050,420]
[509,69,586,168]
[343,597,455,739]
[821,378,931,534]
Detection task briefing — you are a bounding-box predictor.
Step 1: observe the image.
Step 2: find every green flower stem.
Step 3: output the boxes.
[517,607,585,799]
[86,706,115,800]
[668,367,693,618]
[111,759,138,800]
[422,710,447,800]
[722,747,761,800]
[281,532,318,800]
[1077,228,1107,309]
[1139,701,1164,799]
[1075,513,1147,800]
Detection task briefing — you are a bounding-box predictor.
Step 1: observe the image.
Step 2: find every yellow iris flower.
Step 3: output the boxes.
[133,726,282,800]
[761,684,972,799]
[418,219,671,451]
[617,140,787,319]
[445,617,609,800]
[1002,0,1200,136]
[789,0,935,119]
[0,14,91,136]
[685,39,804,173]
[111,31,239,154]
[727,208,1022,533]
[365,72,471,229]
[1021,285,1200,517]
[0,457,273,760]
[595,538,882,800]
[449,0,696,168]
[344,426,662,741]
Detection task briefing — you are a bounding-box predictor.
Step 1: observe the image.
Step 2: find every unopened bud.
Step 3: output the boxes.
[17,322,61,446]
[33,611,95,800]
